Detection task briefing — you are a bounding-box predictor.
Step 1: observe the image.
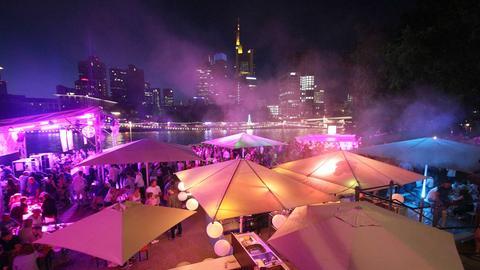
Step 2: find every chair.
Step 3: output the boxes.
[137,245,149,261]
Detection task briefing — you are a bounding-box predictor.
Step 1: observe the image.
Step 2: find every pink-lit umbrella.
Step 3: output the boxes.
[35,202,195,265]
[202,132,285,149]
[268,202,463,270]
[274,151,424,195]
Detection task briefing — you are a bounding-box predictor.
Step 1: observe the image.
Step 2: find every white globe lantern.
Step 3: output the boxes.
[186,198,199,211]
[392,193,405,203]
[178,182,187,192]
[177,192,188,202]
[214,239,231,257]
[206,221,224,238]
[272,214,287,229]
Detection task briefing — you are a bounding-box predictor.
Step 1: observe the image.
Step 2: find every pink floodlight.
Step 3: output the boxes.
[76,113,94,119]
[40,124,60,130]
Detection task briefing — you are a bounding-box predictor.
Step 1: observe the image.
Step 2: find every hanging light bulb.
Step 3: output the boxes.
[206,221,224,238]
[214,239,231,257]
[177,192,188,202]
[186,198,199,210]
[272,214,287,229]
[178,182,186,191]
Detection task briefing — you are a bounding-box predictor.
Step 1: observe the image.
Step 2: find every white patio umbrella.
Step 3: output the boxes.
[77,139,201,184]
[268,202,463,270]
[203,132,285,151]
[35,202,195,265]
[357,136,480,196]
[274,151,425,196]
[175,159,333,220]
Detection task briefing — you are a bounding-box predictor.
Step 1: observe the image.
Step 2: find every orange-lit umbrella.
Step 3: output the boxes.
[175,159,333,220]
[274,151,424,195]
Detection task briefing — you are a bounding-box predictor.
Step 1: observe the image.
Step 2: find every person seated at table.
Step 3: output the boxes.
[128,188,142,203]
[453,188,474,216]
[29,209,43,228]
[11,243,40,270]
[18,219,40,244]
[41,194,57,224]
[9,197,28,225]
[91,182,108,210]
[145,192,157,206]
[25,177,40,199]
[0,230,21,256]
[0,215,18,233]
[8,194,22,211]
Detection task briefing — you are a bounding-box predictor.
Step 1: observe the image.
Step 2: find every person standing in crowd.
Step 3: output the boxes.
[26,176,40,199]
[167,188,183,239]
[72,171,86,204]
[433,180,452,227]
[146,181,161,206]
[41,193,57,224]
[108,165,120,188]
[134,169,145,202]
[12,243,40,270]
[18,171,30,196]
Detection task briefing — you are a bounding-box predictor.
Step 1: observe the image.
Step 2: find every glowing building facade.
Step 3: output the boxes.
[233,19,256,105]
[74,56,108,98]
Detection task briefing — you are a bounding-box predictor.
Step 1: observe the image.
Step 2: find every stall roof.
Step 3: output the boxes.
[0,107,103,131]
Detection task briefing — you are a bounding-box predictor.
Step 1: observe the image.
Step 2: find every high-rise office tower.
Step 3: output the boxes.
[279,72,301,119]
[162,88,174,107]
[74,56,108,98]
[151,88,161,111]
[109,68,128,103]
[233,19,255,105]
[109,65,145,110]
[195,58,214,104]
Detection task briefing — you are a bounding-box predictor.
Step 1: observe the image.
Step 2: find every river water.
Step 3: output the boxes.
[25,128,325,155]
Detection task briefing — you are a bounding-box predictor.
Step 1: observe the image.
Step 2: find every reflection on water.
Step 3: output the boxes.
[26,128,325,154]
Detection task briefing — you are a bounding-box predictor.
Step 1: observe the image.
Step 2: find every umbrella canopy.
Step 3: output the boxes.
[77,139,201,166]
[35,202,195,265]
[202,132,285,149]
[175,159,333,220]
[357,137,480,173]
[273,151,424,195]
[268,202,463,270]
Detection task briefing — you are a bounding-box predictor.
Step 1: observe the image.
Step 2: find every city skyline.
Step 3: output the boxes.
[0,0,414,102]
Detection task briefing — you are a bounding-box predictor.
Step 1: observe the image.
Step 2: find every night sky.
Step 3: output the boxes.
[0,0,414,101]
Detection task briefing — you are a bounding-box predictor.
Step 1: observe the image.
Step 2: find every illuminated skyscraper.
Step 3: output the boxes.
[162,88,174,107]
[110,68,128,102]
[195,58,214,103]
[233,19,255,105]
[279,72,300,119]
[74,56,108,98]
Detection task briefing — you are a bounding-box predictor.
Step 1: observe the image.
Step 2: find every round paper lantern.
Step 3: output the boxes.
[186,198,199,210]
[392,193,405,203]
[178,182,187,192]
[214,239,231,257]
[206,221,224,238]
[177,192,188,202]
[272,214,287,229]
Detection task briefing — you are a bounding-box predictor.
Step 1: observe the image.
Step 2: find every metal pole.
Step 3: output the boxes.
[389,180,394,210]
[129,121,132,142]
[146,162,149,187]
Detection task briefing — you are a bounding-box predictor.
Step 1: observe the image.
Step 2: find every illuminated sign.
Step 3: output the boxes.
[81,126,96,138]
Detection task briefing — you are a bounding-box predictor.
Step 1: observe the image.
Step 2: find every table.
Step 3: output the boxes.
[168,255,241,270]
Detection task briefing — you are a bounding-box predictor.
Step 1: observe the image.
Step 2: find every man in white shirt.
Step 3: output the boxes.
[146,181,161,206]
[108,165,120,188]
[72,171,86,204]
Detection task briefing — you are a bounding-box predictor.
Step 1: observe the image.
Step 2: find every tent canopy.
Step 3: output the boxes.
[274,151,424,195]
[175,159,333,220]
[268,202,463,270]
[35,202,195,265]
[77,139,201,166]
[202,132,285,149]
[0,107,102,131]
[357,137,480,173]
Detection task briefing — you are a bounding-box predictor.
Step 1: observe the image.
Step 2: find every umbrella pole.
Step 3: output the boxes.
[146,162,149,187]
[239,216,243,233]
[419,164,428,223]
